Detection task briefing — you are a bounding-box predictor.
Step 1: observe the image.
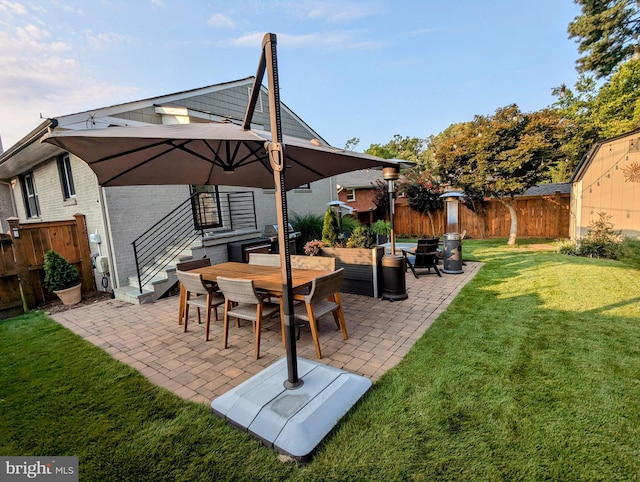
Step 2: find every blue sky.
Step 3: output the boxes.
[0,0,581,152]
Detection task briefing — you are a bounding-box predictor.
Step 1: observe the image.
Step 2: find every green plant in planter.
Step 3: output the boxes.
[371,220,390,236]
[44,250,81,292]
[346,226,375,248]
[322,207,341,247]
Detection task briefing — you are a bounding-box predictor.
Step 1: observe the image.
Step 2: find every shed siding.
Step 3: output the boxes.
[572,135,640,239]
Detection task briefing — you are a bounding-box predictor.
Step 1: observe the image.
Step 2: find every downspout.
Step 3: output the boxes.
[98,186,119,290]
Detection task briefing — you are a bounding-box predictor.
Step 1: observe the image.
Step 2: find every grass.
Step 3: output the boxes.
[2,239,640,480]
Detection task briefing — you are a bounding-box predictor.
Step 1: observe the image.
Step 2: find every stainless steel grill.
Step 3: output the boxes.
[264,224,301,254]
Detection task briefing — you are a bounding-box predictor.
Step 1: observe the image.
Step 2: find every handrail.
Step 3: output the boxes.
[132,190,257,293]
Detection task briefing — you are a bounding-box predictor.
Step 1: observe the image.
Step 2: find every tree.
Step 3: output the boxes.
[568,0,640,78]
[321,207,341,247]
[551,59,640,158]
[434,104,568,245]
[365,134,433,167]
[399,168,445,236]
[344,137,360,151]
[371,179,390,219]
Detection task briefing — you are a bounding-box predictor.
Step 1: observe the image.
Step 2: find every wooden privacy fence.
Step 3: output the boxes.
[394,192,570,239]
[0,214,95,318]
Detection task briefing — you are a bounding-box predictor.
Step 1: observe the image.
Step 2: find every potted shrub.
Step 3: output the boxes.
[320,214,385,297]
[44,250,82,305]
[371,220,391,245]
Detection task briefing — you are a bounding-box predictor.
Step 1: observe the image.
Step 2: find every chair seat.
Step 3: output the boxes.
[188,292,225,309]
[227,301,280,322]
[295,299,339,321]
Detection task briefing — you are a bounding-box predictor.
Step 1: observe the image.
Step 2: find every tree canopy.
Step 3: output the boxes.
[365,134,433,167]
[568,0,640,78]
[432,104,569,244]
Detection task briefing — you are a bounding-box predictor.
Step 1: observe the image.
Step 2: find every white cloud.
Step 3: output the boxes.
[271,0,381,23]
[0,9,138,149]
[207,13,235,29]
[0,0,27,16]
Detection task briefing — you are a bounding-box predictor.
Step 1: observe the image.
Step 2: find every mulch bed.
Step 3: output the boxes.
[39,290,113,315]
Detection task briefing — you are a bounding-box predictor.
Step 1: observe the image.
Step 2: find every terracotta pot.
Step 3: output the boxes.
[53,284,82,306]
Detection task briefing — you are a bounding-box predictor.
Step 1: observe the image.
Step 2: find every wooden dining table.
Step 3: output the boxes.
[178,262,332,340]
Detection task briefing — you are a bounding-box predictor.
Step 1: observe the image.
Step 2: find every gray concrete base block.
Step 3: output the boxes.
[211,357,371,460]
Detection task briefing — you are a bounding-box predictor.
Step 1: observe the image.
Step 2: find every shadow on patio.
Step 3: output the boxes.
[51,262,481,404]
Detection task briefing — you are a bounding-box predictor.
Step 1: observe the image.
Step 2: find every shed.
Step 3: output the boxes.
[570,128,640,239]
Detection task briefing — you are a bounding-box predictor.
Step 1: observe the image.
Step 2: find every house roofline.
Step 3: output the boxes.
[570,127,640,183]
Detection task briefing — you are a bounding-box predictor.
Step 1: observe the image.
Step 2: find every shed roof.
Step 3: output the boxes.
[570,127,640,183]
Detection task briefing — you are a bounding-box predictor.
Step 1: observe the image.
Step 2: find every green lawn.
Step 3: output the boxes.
[2,240,639,481]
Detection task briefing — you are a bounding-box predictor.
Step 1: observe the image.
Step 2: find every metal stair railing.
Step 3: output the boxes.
[132,190,257,293]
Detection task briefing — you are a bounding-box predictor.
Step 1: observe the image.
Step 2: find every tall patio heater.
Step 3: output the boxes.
[381,166,408,300]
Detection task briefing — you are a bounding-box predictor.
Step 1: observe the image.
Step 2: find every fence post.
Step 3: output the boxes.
[74,213,95,292]
[8,217,36,310]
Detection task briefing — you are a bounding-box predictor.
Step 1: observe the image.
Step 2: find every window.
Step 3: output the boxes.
[20,172,40,218]
[190,185,223,230]
[58,154,76,199]
[346,188,356,202]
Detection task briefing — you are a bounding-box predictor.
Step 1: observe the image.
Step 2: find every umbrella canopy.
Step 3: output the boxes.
[42,122,402,189]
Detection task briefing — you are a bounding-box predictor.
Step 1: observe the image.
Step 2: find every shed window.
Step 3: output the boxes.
[20,172,41,218]
[58,154,76,200]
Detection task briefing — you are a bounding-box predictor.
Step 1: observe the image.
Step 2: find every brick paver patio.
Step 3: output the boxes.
[51,262,481,405]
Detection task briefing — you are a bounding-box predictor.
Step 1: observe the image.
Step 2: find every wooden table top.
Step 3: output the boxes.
[193,262,331,294]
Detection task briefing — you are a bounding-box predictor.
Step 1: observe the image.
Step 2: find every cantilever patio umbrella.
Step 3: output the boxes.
[43,33,406,390]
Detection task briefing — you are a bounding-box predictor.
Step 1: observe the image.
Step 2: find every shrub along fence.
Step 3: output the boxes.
[0,214,95,318]
[394,191,570,239]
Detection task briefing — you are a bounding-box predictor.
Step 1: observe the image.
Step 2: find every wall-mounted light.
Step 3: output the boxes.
[12,227,19,238]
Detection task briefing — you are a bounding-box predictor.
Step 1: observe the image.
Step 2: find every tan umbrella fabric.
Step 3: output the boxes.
[42,122,403,189]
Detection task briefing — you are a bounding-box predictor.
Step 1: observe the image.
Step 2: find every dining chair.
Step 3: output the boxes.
[175,270,225,341]
[176,257,213,325]
[292,268,347,359]
[402,238,441,278]
[216,276,281,359]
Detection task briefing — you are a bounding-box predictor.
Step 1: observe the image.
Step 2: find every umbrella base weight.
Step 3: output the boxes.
[211,357,371,461]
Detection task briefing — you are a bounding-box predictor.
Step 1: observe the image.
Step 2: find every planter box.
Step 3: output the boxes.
[320,246,385,297]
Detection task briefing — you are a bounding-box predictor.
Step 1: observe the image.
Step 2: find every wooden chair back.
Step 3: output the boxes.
[176,270,209,295]
[304,268,345,304]
[248,253,281,266]
[216,276,261,305]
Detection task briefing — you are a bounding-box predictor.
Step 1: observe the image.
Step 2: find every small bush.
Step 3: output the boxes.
[555,238,578,255]
[371,220,391,236]
[322,208,341,247]
[346,226,375,248]
[340,216,360,239]
[291,212,323,246]
[44,250,81,292]
[620,238,640,269]
[577,212,623,259]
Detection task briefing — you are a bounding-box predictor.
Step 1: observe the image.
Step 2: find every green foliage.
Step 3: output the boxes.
[365,134,434,169]
[290,211,323,246]
[557,214,625,260]
[371,220,391,236]
[339,215,360,239]
[321,207,340,247]
[346,226,375,248]
[399,168,445,214]
[620,237,640,269]
[43,250,80,292]
[568,0,640,78]
[371,179,390,218]
[578,212,623,259]
[555,238,578,255]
